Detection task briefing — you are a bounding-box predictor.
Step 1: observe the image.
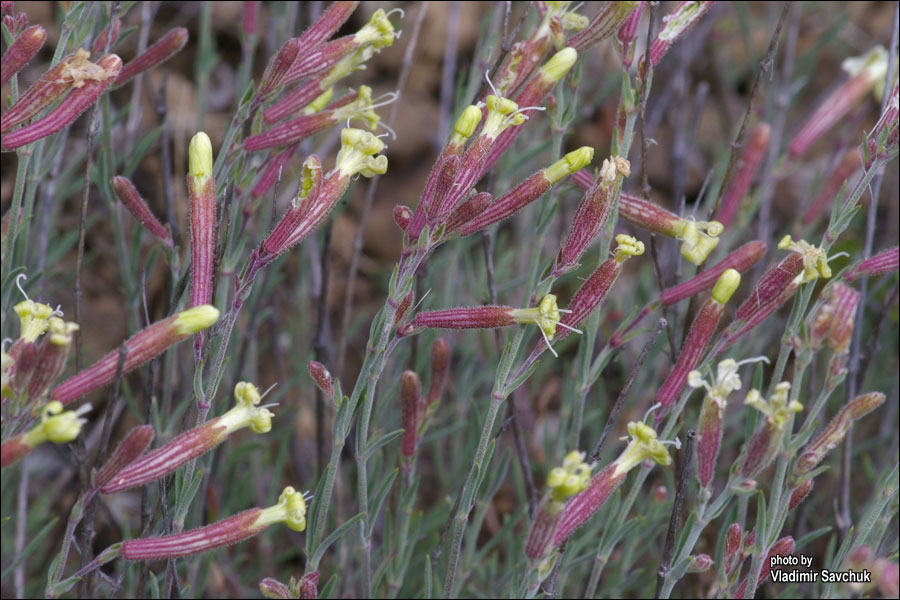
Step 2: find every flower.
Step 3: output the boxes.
[121,486,307,560]
[114,27,189,87]
[101,382,273,493]
[51,306,219,405]
[1,401,92,468]
[0,24,46,87]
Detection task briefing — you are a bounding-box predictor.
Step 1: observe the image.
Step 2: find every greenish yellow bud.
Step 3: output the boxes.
[544,146,594,184]
[547,450,591,502]
[744,382,802,430]
[450,105,482,146]
[303,87,334,115]
[336,128,388,177]
[254,486,308,532]
[711,269,741,304]
[188,132,213,181]
[539,47,578,84]
[672,219,723,265]
[174,305,220,336]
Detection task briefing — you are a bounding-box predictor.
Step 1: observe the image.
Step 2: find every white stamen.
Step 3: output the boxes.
[642,402,663,423]
[827,251,850,262]
[2,338,13,352]
[735,355,770,368]
[15,273,30,301]
[554,321,583,334]
[385,7,405,19]
[484,69,500,98]
[260,382,279,399]
[375,121,398,140]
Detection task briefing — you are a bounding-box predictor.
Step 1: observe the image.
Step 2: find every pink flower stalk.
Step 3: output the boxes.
[738,383,802,481]
[242,1,259,37]
[1,401,91,468]
[717,122,770,228]
[11,317,78,401]
[102,382,273,493]
[802,149,862,225]
[735,537,795,598]
[567,1,639,52]
[111,176,173,248]
[114,27,188,87]
[258,38,302,100]
[723,523,742,575]
[655,270,741,412]
[618,192,725,265]
[1,24,46,87]
[249,145,299,206]
[788,45,889,158]
[92,17,121,54]
[808,282,859,355]
[794,392,884,476]
[788,478,813,511]
[400,370,424,464]
[426,337,451,407]
[456,147,594,237]
[250,129,387,272]
[308,361,335,399]
[1,54,122,150]
[93,425,155,489]
[263,78,331,124]
[644,1,714,68]
[552,422,675,546]
[552,156,630,277]
[616,1,646,67]
[245,86,380,151]
[1,50,103,133]
[122,486,307,560]
[480,48,578,178]
[844,245,899,282]
[609,241,765,348]
[50,305,219,405]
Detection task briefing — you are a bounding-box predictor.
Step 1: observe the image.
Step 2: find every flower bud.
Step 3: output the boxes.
[567,2,639,51]
[426,339,452,408]
[794,392,884,475]
[93,17,121,54]
[525,451,591,562]
[259,577,292,599]
[723,523,743,575]
[400,370,424,460]
[788,478,813,511]
[687,554,713,573]
[115,27,189,87]
[111,176,173,248]
[538,47,577,86]
[449,105,482,147]
[844,245,899,282]
[718,123,770,228]
[93,425,155,489]
[298,572,320,599]
[0,24,46,87]
[553,155,628,277]
[739,383,801,480]
[788,45,889,158]
[308,361,335,399]
[258,38,302,99]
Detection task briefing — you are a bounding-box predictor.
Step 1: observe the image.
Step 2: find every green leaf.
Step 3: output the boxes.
[2,517,57,582]
[310,512,365,566]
